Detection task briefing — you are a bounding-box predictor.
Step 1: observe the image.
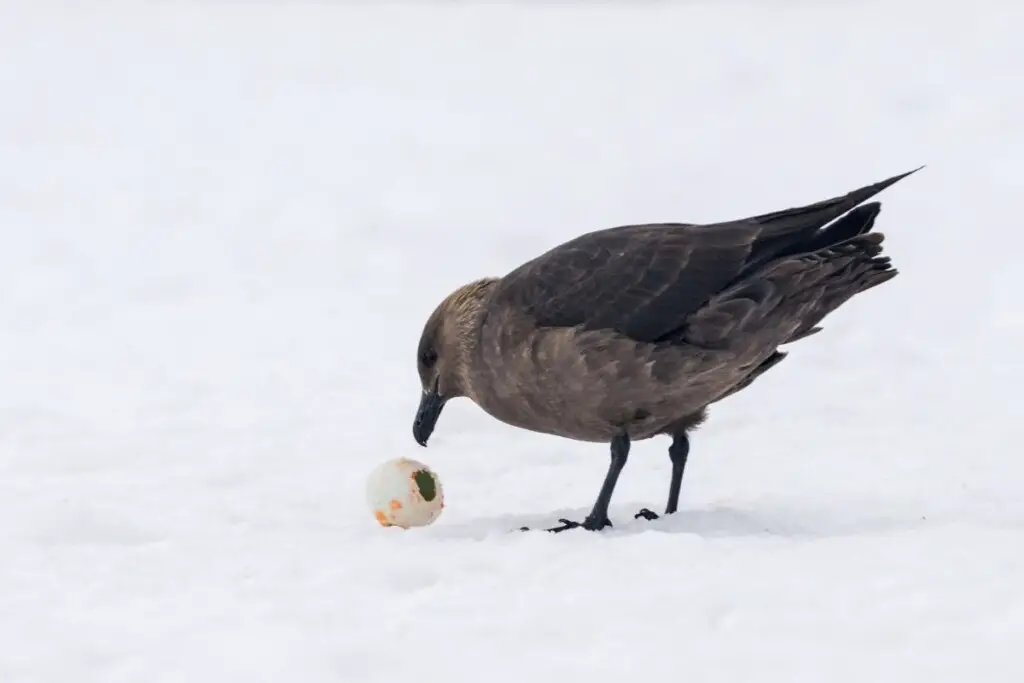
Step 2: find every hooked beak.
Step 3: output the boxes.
[412,384,447,447]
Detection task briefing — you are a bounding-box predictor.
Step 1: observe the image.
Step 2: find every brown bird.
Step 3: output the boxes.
[412,168,919,532]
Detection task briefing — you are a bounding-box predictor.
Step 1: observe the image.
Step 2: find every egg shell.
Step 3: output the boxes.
[365,457,444,529]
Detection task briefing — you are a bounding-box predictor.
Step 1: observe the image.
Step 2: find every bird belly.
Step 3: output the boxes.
[472,327,726,443]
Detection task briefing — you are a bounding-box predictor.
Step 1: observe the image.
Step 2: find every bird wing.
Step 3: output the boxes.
[488,222,759,343]
[486,168,920,344]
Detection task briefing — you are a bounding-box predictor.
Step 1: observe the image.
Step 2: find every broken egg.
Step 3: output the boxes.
[366,457,444,529]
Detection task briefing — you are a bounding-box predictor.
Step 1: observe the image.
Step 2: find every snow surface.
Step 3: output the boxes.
[2,1,1023,681]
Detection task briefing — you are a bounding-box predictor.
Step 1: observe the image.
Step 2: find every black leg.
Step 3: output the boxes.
[543,432,631,533]
[664,433,690,514]
[635,433,690,521]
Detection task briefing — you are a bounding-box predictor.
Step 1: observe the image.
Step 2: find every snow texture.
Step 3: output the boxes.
[1,1,1022,681]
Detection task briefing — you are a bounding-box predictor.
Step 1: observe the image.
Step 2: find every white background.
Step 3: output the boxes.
[1,1,1021,681]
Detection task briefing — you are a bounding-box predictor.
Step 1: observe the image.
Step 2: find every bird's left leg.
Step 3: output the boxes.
[541,432,631,533]
[635,432,690,521]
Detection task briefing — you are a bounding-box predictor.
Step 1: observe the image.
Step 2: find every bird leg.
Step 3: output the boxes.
[542,432,631,533]
[635,433,690,521]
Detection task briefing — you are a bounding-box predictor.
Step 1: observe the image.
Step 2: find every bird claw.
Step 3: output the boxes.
[518,510,664,532]
[519,516,613,533]
[550,516,613,532]
[546,518,584,533]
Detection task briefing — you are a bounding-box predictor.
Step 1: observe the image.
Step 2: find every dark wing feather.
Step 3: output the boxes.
[487,168,920,343]
[490,223,759,343]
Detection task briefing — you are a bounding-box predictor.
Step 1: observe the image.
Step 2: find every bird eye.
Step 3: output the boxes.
[420,348,438,368]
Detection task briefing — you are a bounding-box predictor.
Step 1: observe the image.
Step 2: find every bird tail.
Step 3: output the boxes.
[739,166,921,271]
[751,166,921,237]
[773,230,897,343]
[683,228,897,348]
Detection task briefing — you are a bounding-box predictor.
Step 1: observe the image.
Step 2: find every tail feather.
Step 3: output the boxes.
[684,231,898,348]
[780,232,898,343]
[799,202,881,254]
[748,166,922,239]
[737,167,920,274]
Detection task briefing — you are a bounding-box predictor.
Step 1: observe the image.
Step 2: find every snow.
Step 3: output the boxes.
[1,0,1022,680]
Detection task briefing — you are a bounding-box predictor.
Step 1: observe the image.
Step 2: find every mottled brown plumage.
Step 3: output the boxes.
[412,167,920,532]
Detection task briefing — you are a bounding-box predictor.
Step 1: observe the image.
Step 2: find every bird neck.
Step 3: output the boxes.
[451,278,498,402]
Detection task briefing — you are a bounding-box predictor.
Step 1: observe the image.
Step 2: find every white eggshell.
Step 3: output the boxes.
[365,457,444,529]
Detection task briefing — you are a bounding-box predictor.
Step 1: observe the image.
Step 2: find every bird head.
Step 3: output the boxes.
[412,278,497,447]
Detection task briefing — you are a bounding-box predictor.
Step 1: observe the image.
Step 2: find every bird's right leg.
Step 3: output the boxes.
[544,432,631,533]
[635,433,690,521]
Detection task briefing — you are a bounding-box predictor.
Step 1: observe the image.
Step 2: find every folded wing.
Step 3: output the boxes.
[487,168,919,344]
